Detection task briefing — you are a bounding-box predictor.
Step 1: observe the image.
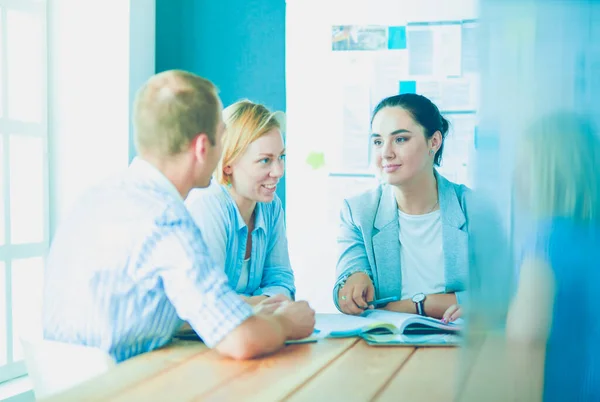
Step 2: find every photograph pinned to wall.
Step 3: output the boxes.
[331,25,388,51]
[407,21,462,77]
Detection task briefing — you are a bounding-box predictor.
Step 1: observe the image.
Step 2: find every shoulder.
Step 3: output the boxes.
[185,183,234,226]
[527,218,597,256]
[344,184,384,212]
[102,169,187,224]
[186,182,230,207]
[437,173,473,208]
[437,174,496,228]
[186,183,232,213]
[74,171,196,239]
[339,184,385,229]
[451,181,473,202]
[453,182,476,218]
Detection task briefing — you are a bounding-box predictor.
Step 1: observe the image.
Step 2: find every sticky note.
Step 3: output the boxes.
[306,152,325,170]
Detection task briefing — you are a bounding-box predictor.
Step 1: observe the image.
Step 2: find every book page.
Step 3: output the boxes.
[315,313,387,336]
[362,310,462,332]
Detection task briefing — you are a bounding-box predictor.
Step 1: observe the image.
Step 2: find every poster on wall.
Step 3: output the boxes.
[329,18,478,184]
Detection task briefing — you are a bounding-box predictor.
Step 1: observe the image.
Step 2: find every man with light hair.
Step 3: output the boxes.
[42,70,315,362]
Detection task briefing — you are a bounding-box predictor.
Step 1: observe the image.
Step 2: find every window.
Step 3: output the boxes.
[0,0,47,384]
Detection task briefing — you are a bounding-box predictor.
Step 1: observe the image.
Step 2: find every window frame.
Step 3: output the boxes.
[0,0,48,385]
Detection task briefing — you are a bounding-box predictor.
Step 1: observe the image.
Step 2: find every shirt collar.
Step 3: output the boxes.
[129,157,184,201]
[220,185,267,233]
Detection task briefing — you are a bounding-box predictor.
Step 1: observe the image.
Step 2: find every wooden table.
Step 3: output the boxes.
[42,336,544,401]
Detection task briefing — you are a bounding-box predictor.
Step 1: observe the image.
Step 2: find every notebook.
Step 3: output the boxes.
[361,333,461,346]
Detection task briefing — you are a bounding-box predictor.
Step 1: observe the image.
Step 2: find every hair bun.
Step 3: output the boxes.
[441,116,450,136]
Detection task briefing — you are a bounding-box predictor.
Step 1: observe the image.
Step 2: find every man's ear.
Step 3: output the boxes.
[191,133,209,161]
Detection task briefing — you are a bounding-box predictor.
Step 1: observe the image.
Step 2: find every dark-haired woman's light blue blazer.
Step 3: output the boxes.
[333,171,472,310]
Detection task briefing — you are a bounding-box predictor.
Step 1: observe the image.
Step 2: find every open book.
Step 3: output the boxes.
[287,311,462,346]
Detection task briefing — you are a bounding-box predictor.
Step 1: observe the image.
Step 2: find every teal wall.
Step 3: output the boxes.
[155,0,287,206]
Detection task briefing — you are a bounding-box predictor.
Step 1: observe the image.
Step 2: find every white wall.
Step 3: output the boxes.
[47,0,156,236]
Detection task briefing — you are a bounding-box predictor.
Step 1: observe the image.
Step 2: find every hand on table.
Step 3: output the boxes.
[337,272,375,315]
[274,300,316,340]
[442,304,462,323]
[252,294,290,314]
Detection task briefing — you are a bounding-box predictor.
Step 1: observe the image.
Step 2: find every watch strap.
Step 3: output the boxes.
[415,300,425,316]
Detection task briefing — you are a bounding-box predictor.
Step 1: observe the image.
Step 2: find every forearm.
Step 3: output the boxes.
[335,267,373,286]
[383,293,458,319]
[241,295,269,306]
[255,285,294,300]
[506,257,555,343]
[214,314,290,360]
[257,266,296,300]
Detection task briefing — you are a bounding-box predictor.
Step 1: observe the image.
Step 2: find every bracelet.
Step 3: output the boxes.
[338,270,372,289]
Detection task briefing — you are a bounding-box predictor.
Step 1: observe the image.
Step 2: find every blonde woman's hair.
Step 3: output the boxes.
[217,100,285,185]
[133,70,220,157]
[521,111,600,224]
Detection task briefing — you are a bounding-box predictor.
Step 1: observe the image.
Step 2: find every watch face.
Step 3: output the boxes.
[412,293,425,303]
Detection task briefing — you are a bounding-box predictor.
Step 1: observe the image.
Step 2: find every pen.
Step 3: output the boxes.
[365,296,401,308]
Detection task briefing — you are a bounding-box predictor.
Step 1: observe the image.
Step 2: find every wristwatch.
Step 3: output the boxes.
[412,293,426,316]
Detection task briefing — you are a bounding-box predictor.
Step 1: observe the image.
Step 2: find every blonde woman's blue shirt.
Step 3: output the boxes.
[186,184,296,300]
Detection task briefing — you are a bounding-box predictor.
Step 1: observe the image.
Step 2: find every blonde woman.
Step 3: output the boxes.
[186,100,294,306]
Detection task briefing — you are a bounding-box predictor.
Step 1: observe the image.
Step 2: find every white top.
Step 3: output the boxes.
[236,258,251,293]
[398,208,446,300]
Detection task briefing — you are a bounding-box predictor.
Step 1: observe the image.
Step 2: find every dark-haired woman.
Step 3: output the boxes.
[333,94,472,318]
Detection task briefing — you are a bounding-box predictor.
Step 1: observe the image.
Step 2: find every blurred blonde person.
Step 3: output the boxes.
[507,112,600,401]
